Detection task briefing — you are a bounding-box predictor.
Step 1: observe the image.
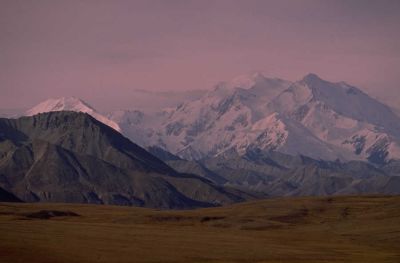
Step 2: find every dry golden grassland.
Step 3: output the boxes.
[1,196,400,263]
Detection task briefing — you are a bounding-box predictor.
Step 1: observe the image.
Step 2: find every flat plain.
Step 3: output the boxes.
[1,196,400,263]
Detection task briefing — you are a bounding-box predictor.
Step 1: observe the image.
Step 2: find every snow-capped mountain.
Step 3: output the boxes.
[25,74,400,164]
[106,109,167,147]
[26,97,121,132]
[109,73,400,163]
[266,74,400,163]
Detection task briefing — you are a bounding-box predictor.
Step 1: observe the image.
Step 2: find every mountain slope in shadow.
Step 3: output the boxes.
[0,111,248,208]
[167,148,400,197]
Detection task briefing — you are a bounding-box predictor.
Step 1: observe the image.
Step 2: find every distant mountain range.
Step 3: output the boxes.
[2,73,399,207]
[152,147,400,197]
[149,73,400,163]
[1,112,399,208]
[26,73,400,164]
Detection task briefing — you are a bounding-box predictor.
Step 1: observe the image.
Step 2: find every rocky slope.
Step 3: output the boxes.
[0,112,249,208]
[166,148,400,196]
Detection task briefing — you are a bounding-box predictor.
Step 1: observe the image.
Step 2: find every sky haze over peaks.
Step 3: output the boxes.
[1,0,400,111]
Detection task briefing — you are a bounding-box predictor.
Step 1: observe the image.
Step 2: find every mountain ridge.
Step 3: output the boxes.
[25,73,400,165]
[26,97,121,132]
[0,111,250,208]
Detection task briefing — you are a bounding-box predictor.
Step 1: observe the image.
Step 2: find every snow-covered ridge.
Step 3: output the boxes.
[107,72,400,163]
[25,73,400,164]
[26,97,121,132]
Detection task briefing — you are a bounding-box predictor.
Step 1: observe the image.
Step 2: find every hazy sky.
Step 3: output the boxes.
[1,0,399,111]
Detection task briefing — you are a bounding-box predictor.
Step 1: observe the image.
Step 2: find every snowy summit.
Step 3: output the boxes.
[26,97,121,132]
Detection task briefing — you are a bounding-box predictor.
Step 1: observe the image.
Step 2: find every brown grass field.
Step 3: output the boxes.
[1,196,400,263]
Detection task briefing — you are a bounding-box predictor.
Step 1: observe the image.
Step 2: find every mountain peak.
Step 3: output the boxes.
[26,96,94,116]
[212,72,290,96]
[59,96,90,105]
[26,97,121,132]
[302,73,323,84]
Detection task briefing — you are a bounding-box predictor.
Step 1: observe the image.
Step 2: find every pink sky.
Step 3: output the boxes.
[1,0,399,111]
